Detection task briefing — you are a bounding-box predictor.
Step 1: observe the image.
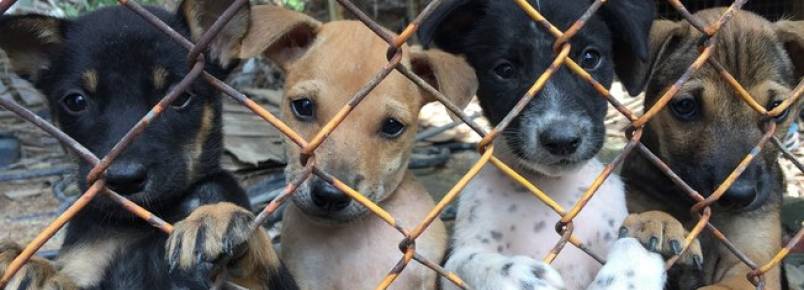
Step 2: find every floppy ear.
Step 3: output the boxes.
[0,15,67,81]
[179,0,250,67]
[409,47,478,118]
[417,0,486,54]
[600,0,656,96]
[775,20,804,82]
[238,5,320,70]
[618,20,685,96]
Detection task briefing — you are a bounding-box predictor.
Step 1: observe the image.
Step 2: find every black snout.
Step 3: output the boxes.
[106,161,147,195]
[540,121,582,156]
[311,181,351,211]
[718,180,757,208]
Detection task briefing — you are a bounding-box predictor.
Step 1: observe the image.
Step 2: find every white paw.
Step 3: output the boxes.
[484,256,566,290]
[588,238,666,290]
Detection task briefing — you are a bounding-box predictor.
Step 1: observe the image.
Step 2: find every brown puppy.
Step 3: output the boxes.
[620,8,804,290]
[237,6,477,290]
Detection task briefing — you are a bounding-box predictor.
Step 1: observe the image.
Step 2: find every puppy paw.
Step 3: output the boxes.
[619,211,703,268]
[589,238,666,290]
[0,241,78,290]
[166,203,255,276]
[486,256,566,290]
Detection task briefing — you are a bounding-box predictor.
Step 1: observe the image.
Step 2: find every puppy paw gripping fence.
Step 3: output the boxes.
[0,0,802,289]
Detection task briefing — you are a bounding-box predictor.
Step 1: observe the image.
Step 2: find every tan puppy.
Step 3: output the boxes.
[238,6,477,290]
[620,8,804,290]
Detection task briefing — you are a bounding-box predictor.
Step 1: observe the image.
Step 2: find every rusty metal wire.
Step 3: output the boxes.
[0,0,803,289]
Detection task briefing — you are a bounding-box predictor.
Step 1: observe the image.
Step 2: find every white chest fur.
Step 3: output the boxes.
[447,159,627,290]
[281,176,447,290]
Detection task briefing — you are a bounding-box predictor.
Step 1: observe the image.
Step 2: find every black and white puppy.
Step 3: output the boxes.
[420,1,659,289]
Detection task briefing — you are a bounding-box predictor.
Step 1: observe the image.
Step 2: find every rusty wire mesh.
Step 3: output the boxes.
[0,0,803,289]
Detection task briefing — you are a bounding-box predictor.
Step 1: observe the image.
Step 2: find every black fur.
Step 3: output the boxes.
[0,3,296,290]
[26,6,231,213]
[420,0,654,173]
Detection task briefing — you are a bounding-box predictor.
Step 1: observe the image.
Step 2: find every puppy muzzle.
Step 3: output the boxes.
[712,164,770,211]
[291,176,373,224]
[717,180,758,209]
[310,180,352,212]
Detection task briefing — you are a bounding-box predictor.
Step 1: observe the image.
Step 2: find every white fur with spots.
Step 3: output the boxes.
[442,159,665,290]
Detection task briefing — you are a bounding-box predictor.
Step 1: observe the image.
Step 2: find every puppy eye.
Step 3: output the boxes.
[493,60,516,79]
[380,118,406,138]
[170,92,194,110]
[769,100,790,122]
[60,93,89,114]
[669,97,699,120]
[291,98,315,121]
[579,48,602,70]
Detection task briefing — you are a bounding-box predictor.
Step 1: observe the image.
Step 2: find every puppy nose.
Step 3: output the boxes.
[105,162,147,195]
[540,121,581,156]
[311,181,351,211]
[718,181,757,208]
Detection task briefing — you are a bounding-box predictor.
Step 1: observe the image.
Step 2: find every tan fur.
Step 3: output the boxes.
[179,0,249,66]
[0,236,127,289]
[4,261,78,290]
[81,69,98,93]
[774,20,804,79]
[1,242,77,290]
[0,17,63,79]
[152,66,169,90]
[28,19,62,44]
[228,230,280,290]
[240,6,477,289]
[239,6,321,69]
[409,47,477,120]
[57,235,130,288]
[697,212,782,290]
[623,9,804,290]
[186,101,213,183]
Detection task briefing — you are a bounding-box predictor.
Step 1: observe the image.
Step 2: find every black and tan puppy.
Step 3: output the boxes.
[0,1,296,289]
[620,8,804,290]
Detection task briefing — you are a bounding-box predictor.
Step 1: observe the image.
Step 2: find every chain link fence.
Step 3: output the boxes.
[0,0,802,289]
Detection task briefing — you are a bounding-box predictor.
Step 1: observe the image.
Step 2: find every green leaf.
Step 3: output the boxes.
[284,0,305,11]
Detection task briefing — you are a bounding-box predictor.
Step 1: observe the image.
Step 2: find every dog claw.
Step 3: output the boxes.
[693,255,704,271]
[618,227,628,238]
[648,237,659,251]
[620,211,704,268]
[167,230,183,273]
[670,240,682,255]
[193,224,208,263]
